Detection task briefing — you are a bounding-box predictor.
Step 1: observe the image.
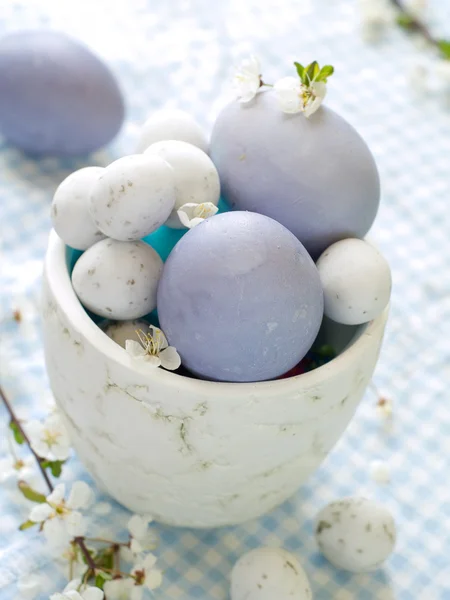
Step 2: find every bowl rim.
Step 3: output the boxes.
[44,229,388,395]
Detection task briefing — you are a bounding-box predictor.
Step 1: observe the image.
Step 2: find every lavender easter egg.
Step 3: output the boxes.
[210,91,380,258]
[157,211,323,382]
[0,30,124,156]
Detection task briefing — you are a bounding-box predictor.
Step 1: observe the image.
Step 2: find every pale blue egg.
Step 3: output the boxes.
[0,30,124,155]
[157,211,324,382]
[210,91,380,258]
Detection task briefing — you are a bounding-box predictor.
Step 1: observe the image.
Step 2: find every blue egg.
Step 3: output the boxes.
[210,91,380,258]
[0,30,124,155]
[157,211,324,382]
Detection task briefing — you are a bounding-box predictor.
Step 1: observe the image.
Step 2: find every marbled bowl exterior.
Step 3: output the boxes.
[42,231,388,528]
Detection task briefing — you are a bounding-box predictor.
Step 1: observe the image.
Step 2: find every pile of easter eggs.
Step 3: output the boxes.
[52,91,391,383]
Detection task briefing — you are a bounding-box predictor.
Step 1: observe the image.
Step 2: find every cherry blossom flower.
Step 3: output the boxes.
[50,578,103,600]
[28,482,93,548]
[274,76,326,117]
[126,327,181,371]
[27,414,71,462]
[0,455,34,484]
[233,55,262,103]
[126,514,157,557]
[177,202,219,228]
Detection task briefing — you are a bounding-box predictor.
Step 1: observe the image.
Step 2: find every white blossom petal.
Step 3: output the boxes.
[17,574,42,599]
[159,346,181,371]
[29,502,53,523]
[145,568,163,590]
[63,592,83,600]
[67,481,94,510]
[104,579,133,600]
[63,579,82,592]
[127,514,150,540]
[125,340,147,359]
[43,517,70,548]
[130,538,143,555]
[47,483,66,506]
[66,511,87,537]
[303,81,326,117]
[50,594,66,600]
[130,586,143,600]
[81,587,104,600]
[141,553,158,571]
[120,545,135,564]
[274,76,303,114]
[177,202,219,229]
[233,55,261,103]
[149,326,168,351]
[0,457,13,483]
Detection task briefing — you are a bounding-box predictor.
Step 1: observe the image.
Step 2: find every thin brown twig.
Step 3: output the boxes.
[0,383,53,491]
[390,0,438,46]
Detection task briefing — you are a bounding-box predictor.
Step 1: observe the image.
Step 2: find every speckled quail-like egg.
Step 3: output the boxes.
[101,319,151,348]
[144,140,220,228]
[72,238,162,320]
[89,154,176,241]
[157,211,323,382]
[315,497,396,573]
[51,166,105,250]
[136,108,208,153]
[316,238,391,325]
[231,547,313,600]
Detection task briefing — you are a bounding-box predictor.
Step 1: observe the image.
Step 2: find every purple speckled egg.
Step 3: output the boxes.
[210,90,380,258]
[0,30,124,156]
[157,211,323,382]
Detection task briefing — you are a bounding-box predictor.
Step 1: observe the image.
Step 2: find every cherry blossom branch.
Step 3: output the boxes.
[0,383,53,491]
[0,383,107,580]
[390,0,450,58]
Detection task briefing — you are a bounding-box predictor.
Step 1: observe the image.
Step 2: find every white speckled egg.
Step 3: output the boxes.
[231,547,313,600]
[144,140,220,228]
[316,238,391,325]
[136,108,208,154]
[101,319,150,348]
[89,154,176,241]
[72,239,162,320]
[315,497,396,573]
[51,166,105,250]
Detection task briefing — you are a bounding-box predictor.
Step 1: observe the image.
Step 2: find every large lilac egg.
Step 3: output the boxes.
[0,30,124,156]
[157,211,323,382]
[210,91,380,258]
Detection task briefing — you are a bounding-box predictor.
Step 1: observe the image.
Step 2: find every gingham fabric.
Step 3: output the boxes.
[1,1,450,598]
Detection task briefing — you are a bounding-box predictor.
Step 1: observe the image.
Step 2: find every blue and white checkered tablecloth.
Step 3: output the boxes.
[1,0,450,598]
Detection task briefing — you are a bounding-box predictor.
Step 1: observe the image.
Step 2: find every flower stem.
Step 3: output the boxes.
[390,0,438,47]
[84,537,129,546]
[0,384,53,492]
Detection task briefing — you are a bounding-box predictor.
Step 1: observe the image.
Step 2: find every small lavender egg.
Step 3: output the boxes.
[157,211,323,382]
[315,497,396,573]
[89,154,176,241]
[0,30,124,156]
[101,319,150,348]
[144,140,220,228]
[52,166,105,250]
[136,109,208,153]
[72,239,162,319]
[231,547,313,600]
[316,238,391,325]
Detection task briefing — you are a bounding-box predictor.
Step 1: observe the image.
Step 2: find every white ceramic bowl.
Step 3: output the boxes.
[42,231,388,528]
